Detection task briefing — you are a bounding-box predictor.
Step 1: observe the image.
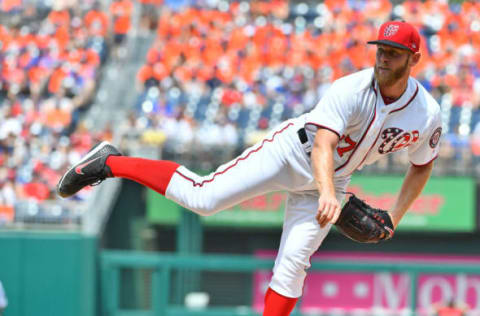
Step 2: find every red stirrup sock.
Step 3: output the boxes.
[263,287,298,316]
[106,156,180,195]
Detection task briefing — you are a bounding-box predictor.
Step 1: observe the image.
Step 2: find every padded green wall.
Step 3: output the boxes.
[0,232,97,316]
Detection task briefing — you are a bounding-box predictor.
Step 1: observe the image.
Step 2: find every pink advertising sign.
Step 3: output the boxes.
[253,251,480,315]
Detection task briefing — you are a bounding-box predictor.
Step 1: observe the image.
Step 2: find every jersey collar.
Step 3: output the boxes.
[372,76,419,114]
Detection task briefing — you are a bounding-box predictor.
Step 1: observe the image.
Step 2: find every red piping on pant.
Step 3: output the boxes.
[176,122,295,187]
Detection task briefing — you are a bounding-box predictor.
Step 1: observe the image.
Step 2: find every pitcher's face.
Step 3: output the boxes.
[374,44,412,87]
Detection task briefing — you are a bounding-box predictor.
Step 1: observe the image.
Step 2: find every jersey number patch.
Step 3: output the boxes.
[378,128,419,154]
[337,135,357,157]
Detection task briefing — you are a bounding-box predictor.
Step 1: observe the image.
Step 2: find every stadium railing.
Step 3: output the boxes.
[101,250,480,316]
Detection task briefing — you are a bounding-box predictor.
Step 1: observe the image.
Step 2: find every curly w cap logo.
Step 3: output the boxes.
[384,24,399,37]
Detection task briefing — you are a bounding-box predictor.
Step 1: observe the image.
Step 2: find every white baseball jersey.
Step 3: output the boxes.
[303,67,442,181]
[165,67,442,298]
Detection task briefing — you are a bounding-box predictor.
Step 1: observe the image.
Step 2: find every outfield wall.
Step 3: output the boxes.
[0,232,97,316]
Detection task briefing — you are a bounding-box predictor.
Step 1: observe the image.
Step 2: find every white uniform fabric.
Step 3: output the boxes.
[305,68,442,179]
[166,118,346,298]
[166,118,346,214]
[165,68,442,298]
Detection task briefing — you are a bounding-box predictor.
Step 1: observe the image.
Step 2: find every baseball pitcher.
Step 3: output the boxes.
[57,21,442,316]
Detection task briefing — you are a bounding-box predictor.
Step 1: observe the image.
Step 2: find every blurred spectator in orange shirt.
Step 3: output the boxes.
[47,6,70,28]
[84,3,109,37]
[42,99,72,132]
[110,0,133,58]
[48,64,68,95]
[1,0,22,12]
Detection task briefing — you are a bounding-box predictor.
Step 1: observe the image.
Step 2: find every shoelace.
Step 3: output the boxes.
[90,176,106,186]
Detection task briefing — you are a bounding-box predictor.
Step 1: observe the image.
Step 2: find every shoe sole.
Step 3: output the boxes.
[57,141,112,198]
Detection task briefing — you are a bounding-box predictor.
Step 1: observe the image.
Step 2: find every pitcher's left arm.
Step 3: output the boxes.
[389,161,434,228]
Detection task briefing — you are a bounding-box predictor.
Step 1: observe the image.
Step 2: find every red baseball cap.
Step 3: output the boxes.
[368,21,420,53]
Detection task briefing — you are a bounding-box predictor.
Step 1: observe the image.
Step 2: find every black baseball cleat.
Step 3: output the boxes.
[56,141,122,198]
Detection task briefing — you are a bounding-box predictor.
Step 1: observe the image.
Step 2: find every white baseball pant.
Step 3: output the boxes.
[165,117,347,297]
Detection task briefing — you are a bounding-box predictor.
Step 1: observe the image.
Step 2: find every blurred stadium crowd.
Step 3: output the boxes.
[1,0,480,224]
[0,0,124,223]
[132,0,480,172]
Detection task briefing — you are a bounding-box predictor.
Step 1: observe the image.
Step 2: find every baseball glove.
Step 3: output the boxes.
[335,193,394,243]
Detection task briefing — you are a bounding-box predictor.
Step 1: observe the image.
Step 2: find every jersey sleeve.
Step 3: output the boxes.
[408,110,442,166]
[304,82,356,138]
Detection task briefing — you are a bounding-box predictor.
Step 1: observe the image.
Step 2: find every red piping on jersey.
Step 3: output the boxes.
[334,104,377,172]
[410,154,438,167]
[334,79,377,173]
[304,123,340,138]
[175,122,295,187]
[354,83,419,172]
[372,80,377,95]
[388,84,419,114]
